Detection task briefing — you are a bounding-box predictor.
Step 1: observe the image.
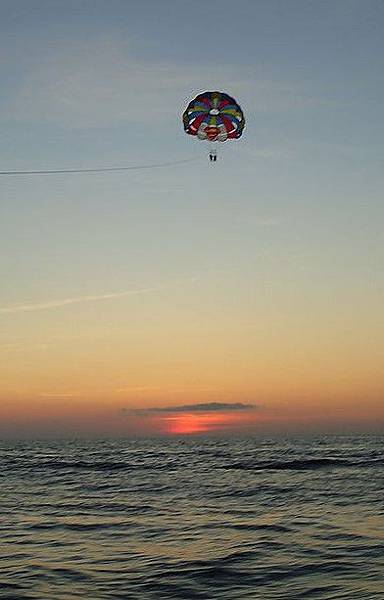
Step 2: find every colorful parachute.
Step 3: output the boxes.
[183,91,245,143]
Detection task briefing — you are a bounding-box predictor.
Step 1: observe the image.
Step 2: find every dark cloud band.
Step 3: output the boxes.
[124,402,257,416]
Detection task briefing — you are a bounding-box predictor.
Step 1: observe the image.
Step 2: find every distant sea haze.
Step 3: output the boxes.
[1,435,383,599]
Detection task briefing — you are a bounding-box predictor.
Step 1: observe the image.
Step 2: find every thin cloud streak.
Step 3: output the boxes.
[0,286,161,314]
[38,392,84,398]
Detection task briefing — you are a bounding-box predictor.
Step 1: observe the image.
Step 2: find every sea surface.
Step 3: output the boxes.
[0,435,383,599]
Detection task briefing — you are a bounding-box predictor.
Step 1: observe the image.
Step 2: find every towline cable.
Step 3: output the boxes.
[0,157,200,176]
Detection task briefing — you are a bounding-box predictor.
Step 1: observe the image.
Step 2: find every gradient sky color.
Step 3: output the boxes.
[1,0,383,437]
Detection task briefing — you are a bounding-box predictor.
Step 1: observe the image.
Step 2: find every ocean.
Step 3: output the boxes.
[0,435,383,599]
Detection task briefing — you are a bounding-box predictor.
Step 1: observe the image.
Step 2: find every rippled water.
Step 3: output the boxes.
[1,436,383,599]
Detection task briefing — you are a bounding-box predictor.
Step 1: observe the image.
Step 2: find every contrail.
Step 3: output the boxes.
[0,286,161,314]
[0,277,197,315]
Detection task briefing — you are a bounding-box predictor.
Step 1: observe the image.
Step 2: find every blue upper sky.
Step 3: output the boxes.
[1,0,383,289]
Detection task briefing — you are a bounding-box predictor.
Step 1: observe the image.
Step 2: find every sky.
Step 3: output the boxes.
[1,0,383,437]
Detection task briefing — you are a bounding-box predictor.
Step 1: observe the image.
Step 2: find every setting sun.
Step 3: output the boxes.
[163,411,245,435]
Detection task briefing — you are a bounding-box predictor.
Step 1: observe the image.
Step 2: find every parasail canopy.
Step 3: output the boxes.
[183,91,245,142]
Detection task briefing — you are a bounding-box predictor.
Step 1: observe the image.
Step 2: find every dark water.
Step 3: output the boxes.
[0,436,383,599]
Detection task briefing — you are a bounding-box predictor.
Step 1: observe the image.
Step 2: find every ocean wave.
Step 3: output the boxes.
[218,457,358,471]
